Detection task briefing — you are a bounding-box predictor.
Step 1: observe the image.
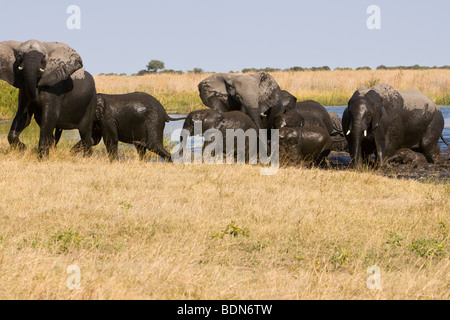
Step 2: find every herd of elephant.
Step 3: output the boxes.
[0,40,448,168]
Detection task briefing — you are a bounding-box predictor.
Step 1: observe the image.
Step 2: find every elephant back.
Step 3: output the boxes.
[294,100,334,134]
[398,89,439,113]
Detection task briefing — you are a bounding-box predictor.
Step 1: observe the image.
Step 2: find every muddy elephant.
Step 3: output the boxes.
[279,126,332,164]
[0,40,97,158]
[327,111,348,152]
[264,91,342,141]
[269,101,333,164]
[198,72,282,131]
[342,84,445,167]
[386,148,428,169]
[179,109,258,163]
[65,92,182,161]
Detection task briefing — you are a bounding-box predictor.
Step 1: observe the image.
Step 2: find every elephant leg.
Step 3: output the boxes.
[77,118,95,158]
[38,118,58,159]
[147,143,172,162]
[104,137,119,161]
[419,124,443,163]
[102,127,119,161]
[54,128,63,147]
[8,95,33,150]
[144,121,172,162]
[70,122,101,154]
[134,143,147,160]
[36,101,65,159]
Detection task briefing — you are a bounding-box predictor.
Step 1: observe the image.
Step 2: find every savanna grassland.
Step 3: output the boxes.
[0,70,449,300]
[0,141,448,299]
[1,69,450,118]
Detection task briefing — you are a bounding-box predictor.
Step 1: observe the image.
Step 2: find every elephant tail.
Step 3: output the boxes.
[441,134,450,149]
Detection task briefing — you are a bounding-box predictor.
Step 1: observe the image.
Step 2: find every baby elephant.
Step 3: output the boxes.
[67,92,181,161]
[181,109,258,162]
[386,148,428,169]
[279,126,332,165]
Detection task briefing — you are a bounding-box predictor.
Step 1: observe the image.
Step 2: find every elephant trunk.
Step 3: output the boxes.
[22,51,45,100]
[351,125,367,169]
[247,108,265,132]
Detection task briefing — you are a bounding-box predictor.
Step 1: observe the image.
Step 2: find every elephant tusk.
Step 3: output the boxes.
[346,130,351,135]
[39,68,45,73]
[18,66,23,71]
[364,130,367,137]
[260,113,267,118]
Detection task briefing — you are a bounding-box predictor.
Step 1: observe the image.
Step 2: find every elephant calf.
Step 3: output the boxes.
[386,148,428,169]
[180,109,258,162]
[327,111,348,152]
[279,126,332,164]
[269,102,333,164]
[66,92,181,161]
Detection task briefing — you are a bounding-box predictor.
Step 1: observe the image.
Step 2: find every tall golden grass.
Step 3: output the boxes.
[93,69,450,113]
[0,142,448,299]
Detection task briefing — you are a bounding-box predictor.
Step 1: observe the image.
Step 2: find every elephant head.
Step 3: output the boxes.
[198,72,282,131]
[343,84,401,166]
[272,108,305,129]
[0,40,83,99]
[279,126,302,163]
[261,89,297,129]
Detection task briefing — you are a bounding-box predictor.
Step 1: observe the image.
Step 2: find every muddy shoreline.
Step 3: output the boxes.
[326,150,450,185]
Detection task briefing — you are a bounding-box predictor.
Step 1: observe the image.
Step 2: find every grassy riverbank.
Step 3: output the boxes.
[0,143,448,299]
[1,69,450,118]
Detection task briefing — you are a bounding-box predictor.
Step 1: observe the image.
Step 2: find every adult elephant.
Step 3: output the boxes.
[0,40,96,158]
[198,72,282,131]
[342,83,445,167]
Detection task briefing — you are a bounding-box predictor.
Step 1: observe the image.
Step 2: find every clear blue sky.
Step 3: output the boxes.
[1,0,449,75]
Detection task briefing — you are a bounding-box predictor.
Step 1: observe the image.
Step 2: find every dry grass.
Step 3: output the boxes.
[0,141,448,300]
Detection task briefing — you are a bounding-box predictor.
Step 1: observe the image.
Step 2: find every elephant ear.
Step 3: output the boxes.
[37,42,83,87]
[95,94,106,121]
[279,90,297,109]
[365,84,403,128]
[0,41,23,88]
[364,89,384,130]
[250,72,281,114]
[198,74,230,112]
